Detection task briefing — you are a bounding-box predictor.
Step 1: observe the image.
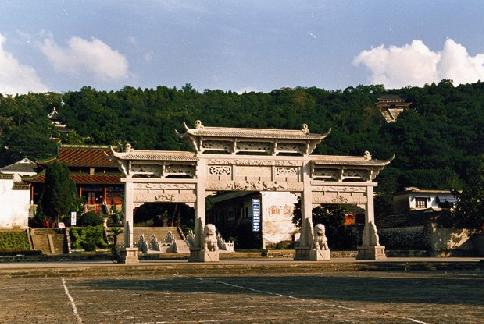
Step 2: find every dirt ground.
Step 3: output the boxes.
[0,270,482,323]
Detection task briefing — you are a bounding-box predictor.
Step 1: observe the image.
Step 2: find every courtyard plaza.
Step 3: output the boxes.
[0,257,482,323]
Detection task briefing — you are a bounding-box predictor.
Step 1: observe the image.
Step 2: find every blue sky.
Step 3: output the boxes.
[1,0,484,94]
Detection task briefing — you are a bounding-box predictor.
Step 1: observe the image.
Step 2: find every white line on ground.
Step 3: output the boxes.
[61,278,82,323]
[206,278,429,324]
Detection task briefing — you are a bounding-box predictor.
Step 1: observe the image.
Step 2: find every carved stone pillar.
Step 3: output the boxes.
[189,159,216,262]
[294,161,314,260]
[121,180,139,264]
[356,185,386,260]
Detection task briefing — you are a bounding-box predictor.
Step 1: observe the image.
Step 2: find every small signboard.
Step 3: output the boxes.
[70,211,77,226]
[251,198,261,232]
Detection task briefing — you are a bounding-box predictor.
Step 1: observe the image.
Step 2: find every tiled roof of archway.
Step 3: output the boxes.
[186,126,326,140]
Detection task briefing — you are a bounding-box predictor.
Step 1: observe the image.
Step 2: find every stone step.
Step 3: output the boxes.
[30,229,66,255]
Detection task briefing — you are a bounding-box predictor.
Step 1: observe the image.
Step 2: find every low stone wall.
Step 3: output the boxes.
[380,224,474,255]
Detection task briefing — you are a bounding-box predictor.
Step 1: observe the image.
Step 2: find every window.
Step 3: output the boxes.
[415,197,427,209]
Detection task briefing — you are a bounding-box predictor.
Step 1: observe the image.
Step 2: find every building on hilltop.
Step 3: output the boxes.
[376,94,411,123]
[26,145,123,214]
[0,158,38,177]
[392,187,456,214]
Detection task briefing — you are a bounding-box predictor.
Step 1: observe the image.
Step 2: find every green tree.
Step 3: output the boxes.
[450,156,484,230]
[40,161,77,226]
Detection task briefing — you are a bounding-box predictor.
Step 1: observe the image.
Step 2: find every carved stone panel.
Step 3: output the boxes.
[276,143,305,154]
[207,180,303,192]
[208,165,231,176]
[234,165,272,179]
[134,183,196,190]
[343,169,370,181]
[165,164,195,177]
[134,189,196,203]
[206,159,301,167]
[275,166,299,176]
[236,141,272,153]
[312,192,367,204]
[202,140,232,153]
[131,164,162,177]
[312,167,340,181]
[311,185,367,193]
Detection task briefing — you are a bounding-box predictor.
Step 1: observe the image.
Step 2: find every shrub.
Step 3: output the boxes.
[81,240,97,252]
[0,231,31,251]
[70,225,108,251]
[78,211,104,226]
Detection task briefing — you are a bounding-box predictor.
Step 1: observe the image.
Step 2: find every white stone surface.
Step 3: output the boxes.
[0,177,30,228]
[261,192,298,248]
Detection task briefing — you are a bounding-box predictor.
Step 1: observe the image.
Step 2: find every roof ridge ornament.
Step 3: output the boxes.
[363,150,372,160]
[302,123,309,134]
[195,120,204,129]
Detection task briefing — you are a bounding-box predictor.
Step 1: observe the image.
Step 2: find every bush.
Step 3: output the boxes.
[0,231,31,251]
[70,225,108,250]
[267,240,294,249]
[81,240,97,252]
[78,211,104,226]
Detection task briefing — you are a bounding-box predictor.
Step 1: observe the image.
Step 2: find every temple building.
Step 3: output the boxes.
[377,95,411,123]
[27,145,123,213]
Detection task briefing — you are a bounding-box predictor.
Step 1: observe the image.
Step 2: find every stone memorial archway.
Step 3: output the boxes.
[112,121,392,263]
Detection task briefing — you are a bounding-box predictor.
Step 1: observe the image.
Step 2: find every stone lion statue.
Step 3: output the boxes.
[313,224,329,250]
[203,224,218,252]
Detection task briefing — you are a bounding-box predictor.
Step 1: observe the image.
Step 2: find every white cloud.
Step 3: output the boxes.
[0,33,48,95]
[353,39,484,88]
[143,51,154,63]
[39,36,129,80]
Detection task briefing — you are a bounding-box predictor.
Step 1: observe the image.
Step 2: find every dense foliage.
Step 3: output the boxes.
[70,225,108,251]
[78,211,104,227]
[448,156,484,230]
[0,231,31,251]
[39,161,77,224]
[1,81,482,218]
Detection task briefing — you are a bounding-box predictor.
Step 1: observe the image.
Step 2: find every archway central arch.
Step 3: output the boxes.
[112,121,393,263]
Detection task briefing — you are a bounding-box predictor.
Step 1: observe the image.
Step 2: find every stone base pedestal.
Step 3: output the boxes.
[295,248,331,261]
[309,249,331,261]
[120,247,140,264]
[294,247,310,260]
[356,245,386,260]
[189,249,219,262]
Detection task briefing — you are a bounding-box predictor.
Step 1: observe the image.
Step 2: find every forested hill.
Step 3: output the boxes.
[0,80,483,201]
